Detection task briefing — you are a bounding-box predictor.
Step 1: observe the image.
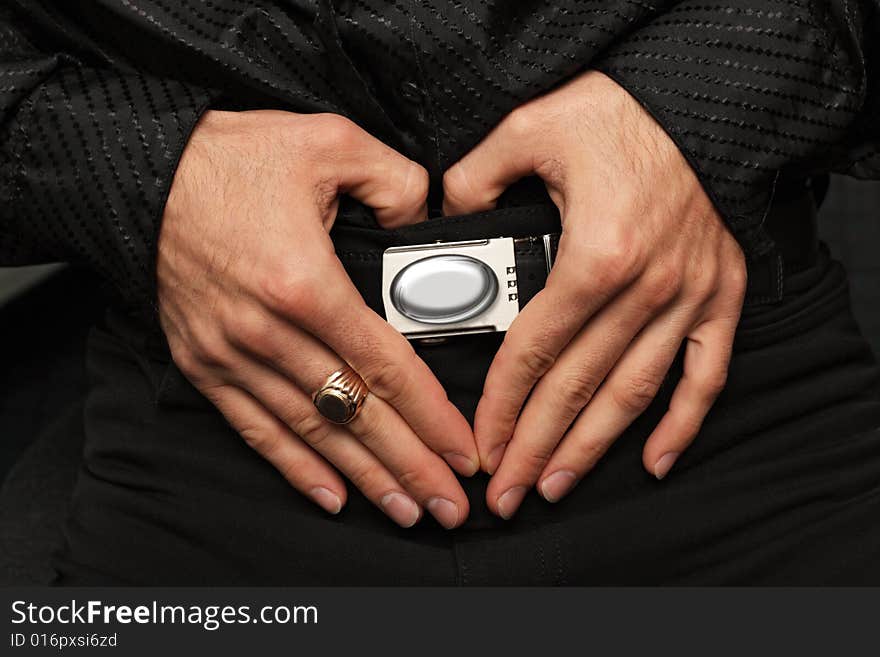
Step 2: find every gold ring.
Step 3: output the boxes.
[312,365,369,424]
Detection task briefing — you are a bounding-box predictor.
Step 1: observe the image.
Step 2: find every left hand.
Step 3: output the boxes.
[443,71,747,519]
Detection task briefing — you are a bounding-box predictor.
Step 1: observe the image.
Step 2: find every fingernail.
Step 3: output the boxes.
[654,452,680,480]
[380,492,421,528]
[540,470,577,503]
[426,497,461,530]
[443,452,478,477]
[309,487,342,515]
[486,442,508,475]
[496,486,527,520]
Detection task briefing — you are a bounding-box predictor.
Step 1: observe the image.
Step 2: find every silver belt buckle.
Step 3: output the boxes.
[381,237,519,339]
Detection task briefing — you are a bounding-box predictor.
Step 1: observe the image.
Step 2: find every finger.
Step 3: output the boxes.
[204,382,347,515]
[224,331,470,529]
[535,306,694,504]
[474,245,641,475]
[207,381,433,528]
[347,394,470,529]
[309,114,429,227]
[442,109,541,215]
[259,264,480,476]
[485,280,669,516]
[641,313,737,480]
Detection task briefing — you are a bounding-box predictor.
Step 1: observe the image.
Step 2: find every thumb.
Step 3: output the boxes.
[324,115,429,228]
[442,110,540,216]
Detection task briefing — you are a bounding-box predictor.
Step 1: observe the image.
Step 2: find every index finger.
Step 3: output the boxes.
[266,254,479,476]
[473,243,633,472]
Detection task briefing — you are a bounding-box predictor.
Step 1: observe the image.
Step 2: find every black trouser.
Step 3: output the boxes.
[53,201,880,585]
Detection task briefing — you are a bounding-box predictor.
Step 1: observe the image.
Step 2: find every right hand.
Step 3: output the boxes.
[157,110,476,529]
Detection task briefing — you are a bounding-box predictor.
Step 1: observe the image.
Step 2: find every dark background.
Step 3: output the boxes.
[0,177,877,584]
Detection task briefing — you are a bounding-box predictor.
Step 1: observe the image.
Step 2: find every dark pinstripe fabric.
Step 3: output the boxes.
[1,0,878,307]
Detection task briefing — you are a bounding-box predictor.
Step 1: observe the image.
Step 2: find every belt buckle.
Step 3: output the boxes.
[381,237,520,339]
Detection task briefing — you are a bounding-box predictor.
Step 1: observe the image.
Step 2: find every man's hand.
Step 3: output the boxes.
[158,110,477,529]
[443,72,746,518]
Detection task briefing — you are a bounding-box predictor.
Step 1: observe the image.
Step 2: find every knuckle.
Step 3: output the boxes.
[239,424,278,456]
[257,264,320,320]
[559,369,602,415]
[442,163,482,209]
[520,444,555,473]
[275,455,315,488]
[345,455,383,493]
[291,409,333,448]
[687,261,721,301]
[612,373,662,414]
[224,307,273,353]
[349,408,391,448]
[565,270,596,304]
[571,436,612,470]
[312,113,361,151]
[519,342,557,380]
[504,106,537,140]
[642,262,682,305]
[360,350,415,403]
[378,161,429,222]
[170,345,201,380]
[189,329,231,368]
[400,161,430,206]
[396,467,428,494]
[441,165,465,198]
[592,242,642,289]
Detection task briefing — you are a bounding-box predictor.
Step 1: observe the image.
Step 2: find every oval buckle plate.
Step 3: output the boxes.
[381,237,520,339]
[390,254,498,324]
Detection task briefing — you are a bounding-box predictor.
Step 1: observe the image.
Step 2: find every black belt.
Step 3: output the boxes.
[331,186,819,327]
